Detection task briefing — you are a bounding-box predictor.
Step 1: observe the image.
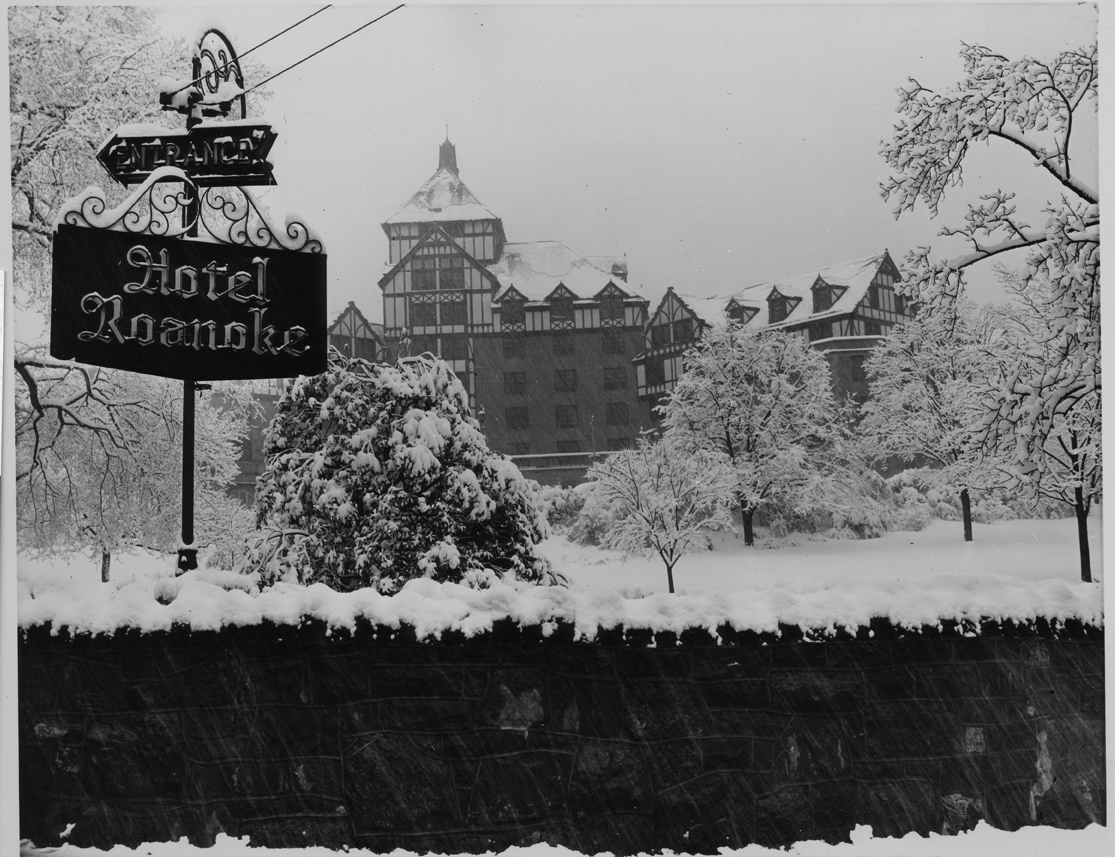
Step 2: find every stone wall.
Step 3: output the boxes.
[19,617,1104,853]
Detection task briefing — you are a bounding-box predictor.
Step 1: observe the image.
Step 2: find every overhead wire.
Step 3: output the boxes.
[243,4,406,95]
[167,5,335,97]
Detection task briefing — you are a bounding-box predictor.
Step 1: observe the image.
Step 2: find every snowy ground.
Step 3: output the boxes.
[13,517,1108,855]
[16,822,1113,857]
[16,515,1103,638]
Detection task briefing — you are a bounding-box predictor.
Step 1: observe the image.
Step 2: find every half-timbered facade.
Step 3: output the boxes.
[328,301,385,363]
[378,140,654,470]
[636,251,914,406]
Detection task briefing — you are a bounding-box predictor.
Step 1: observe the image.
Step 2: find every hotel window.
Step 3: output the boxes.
[554,369,577,392]
[410,301,437,327]
[441,299,467,326]
[813,284,832,313]
[501,300,525,326]
[412,257,437,291]
[769,298,789,324]
[503,335,525,359]
[605,402,629,425]
[506,407,530,430]
[440,336,468,361]
[851,355,867,381]
[672,317,694,343]
[440,256,465,291]
[603,329,626,355]
[645,359,665,388]
[553,332,575,356]
[550,296,574,326]
[555,404,579,428]
[504,371,527,395]
[650,324,670,349]
[603,367,627,390]
[809,320,832,342]
[864,320,882,336]
[895,294,906,315]
[869,286,880,309]
[600,293,624,321]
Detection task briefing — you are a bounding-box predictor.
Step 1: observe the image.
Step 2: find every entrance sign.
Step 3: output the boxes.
[50,24,325,574]
[51,224,326,380]
[97,123,277,186]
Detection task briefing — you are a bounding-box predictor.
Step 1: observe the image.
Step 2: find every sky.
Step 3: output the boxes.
[140,0,1100,324]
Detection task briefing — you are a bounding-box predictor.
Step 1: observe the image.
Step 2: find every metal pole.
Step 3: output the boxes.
[177,58,203,575]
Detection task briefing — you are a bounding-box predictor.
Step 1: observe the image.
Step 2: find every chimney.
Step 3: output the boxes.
[439,137,458,175]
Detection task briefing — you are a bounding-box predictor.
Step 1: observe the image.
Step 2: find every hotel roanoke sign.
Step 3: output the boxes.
[51,224,326,381]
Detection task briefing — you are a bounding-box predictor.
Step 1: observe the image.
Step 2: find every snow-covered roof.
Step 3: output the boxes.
[385,167,500,225]
[489,241,636,302]
[734,252,889,330]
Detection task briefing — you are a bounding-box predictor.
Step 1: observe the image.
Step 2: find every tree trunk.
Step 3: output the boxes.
[100,548,111,583]
[1075,486,1092,583]
[960,488,973,542]
[665,561,676,594]
[741,505,755,547]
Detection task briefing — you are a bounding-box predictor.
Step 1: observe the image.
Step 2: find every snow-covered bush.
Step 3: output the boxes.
[249,351,555,592]
[531,482,586,532]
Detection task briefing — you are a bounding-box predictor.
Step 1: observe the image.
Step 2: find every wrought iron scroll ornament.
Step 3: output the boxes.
[54,168,325,254]
[199,186,324,254]
[56,167,196,239]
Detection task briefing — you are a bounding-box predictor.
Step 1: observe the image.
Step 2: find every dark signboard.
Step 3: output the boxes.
[51,224,327,381]
[97,124,277,186]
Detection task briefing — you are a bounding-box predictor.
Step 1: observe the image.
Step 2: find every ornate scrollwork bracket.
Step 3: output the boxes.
[55,167,197,238]
[54,167,325,254]
[199,186,324,254]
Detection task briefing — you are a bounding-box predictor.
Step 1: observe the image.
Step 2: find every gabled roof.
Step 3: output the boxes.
[377,223,501,290]
[384,166,501,225]
[729,251,893,330]
[328,301,383,340]
[488,240,641,302]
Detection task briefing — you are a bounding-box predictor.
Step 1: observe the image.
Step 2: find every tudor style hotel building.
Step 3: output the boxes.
[375,141,916,480]
[377,139,656,463]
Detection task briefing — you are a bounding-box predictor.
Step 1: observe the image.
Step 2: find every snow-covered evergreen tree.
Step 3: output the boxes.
[859,308,1002,541]
[880,43,1099,542]
[251,351,555,592]
[661,324,842,546]
[14,355,252,579]
[582,436,732,593]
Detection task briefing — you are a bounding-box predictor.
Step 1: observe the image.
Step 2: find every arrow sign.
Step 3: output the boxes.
[97,122,278,187]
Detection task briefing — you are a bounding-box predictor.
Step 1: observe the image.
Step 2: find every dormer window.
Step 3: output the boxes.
[550,296,574,325]
[812,278,832,312]
[600,293,624,321]
[727,302,757,326]
[767,289,799,324]
[501,298,525,326]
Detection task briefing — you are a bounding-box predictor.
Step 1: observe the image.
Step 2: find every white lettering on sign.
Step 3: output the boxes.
[76,245,308,356]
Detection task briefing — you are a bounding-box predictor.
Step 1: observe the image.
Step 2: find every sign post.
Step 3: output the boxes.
[50,27,327,574]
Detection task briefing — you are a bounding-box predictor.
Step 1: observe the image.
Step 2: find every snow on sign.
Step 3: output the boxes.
[50,224,327,380]
[97,123,278,187]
